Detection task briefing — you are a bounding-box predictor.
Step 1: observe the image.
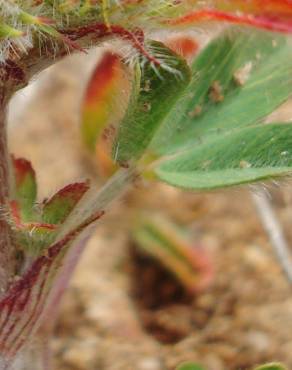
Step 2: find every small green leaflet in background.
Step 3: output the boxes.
[132,214,213,292]
[149,27,292,190]
[176,363,206,370]
[112,40,191,164]
[156,124,292,190]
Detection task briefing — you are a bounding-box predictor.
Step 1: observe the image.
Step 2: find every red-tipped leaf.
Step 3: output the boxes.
[81,51,128,152]
[11,156,37,222]
[42,182,89,225]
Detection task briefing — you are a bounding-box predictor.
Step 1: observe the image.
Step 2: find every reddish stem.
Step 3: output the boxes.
[0,61,27,294]
[62,23,161,66]
[0,100,13,294]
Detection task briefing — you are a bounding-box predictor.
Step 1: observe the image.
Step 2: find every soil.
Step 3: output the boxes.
[8,53,292,370]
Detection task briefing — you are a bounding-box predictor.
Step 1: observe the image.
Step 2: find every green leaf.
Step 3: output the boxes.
[14,223,57,256]
[11,156,37,222]
[42,182,89,224]
[151,28,292,154]
[176,363,206,370]
[155,124,292,190]
[254,363,287,370]
[112,40,191,164]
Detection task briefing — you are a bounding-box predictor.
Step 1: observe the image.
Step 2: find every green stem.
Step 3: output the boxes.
[58,167,136,239]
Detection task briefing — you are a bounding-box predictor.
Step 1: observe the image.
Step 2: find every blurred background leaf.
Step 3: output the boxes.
[254,363,287,370]
[176,363,206,370]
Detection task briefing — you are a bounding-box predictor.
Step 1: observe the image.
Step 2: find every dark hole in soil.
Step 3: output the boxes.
[128,243,217,344]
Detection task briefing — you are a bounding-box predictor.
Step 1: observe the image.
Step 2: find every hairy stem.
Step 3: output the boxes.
[0,22,140,299]
[0,59,27,294]
[0,99,13,294]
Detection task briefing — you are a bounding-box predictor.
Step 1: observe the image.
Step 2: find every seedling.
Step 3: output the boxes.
[1,1,292,369]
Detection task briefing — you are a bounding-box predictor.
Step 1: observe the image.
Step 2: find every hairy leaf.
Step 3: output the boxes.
[112,40,191,164]
[152,28,292,154]
[155,124,292,190]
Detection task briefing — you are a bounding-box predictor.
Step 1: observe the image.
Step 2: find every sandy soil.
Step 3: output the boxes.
[7,53,292,370]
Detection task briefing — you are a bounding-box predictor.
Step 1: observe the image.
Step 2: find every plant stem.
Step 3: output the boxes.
[59,167,136,238]
[0,98,13,294]
[251,187,292,284]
